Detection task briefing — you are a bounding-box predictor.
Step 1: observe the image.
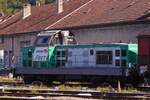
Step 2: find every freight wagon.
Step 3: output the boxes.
[14,30,138,83]
[138,35,150,80]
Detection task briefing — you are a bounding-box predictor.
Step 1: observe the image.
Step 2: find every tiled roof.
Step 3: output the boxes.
[0,15,11,24]
[0,0,150,35]
[49,0,150,29]
[0,0,90,35]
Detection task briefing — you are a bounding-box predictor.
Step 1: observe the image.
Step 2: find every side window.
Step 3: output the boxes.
[56,60,66,66]
[28,51,32,58]
[62,51,66,57]
[56,50,67,67]
[121,60,127,66]
[115,59,120,66]
[51,36,60,45]
[56,51,61,57]
[121,50,127,57]
[90,49,94,55]
[96,51,112,64]
[56,50,66,57]
[115,50,120,57]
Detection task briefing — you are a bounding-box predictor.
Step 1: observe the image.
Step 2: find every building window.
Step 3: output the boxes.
[0,36,4,43]
[121,50,127,57]
[20,41,31,48]
[115,50,120,57]
[96,51,112,64]
[115,59,120,66]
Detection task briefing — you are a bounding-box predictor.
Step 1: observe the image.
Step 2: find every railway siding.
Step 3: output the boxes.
[0,88,148,99]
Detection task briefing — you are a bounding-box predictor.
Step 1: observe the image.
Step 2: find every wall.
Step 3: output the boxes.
[0,23,150,67]
[0,34,36,67]
[71,23,150,44]
[13,34,36,57]
[0,36,13,67]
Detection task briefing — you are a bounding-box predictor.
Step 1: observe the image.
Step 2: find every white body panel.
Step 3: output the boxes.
[33,47,48,61]
[66,47,121,68]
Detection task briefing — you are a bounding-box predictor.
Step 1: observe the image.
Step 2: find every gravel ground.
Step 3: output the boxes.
[50,97,101,100]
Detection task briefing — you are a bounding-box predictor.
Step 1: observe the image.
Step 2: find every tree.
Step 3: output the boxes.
[0,0,56,15]
[0,0,7,15]
[28,0,55,5]
[0,0,27,15]
[45,0,55,4]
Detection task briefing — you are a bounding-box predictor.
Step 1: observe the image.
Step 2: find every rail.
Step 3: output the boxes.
[0,78,148,100]
[0,87,148,99]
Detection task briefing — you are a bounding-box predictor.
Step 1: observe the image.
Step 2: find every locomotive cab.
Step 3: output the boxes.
[21,30,76,68]
[34,30,77,46]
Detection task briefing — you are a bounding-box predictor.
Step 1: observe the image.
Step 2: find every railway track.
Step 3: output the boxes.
[0,88,149,100]
[138,85,150,92]
[0,77,149,100]
[0,82,24,86]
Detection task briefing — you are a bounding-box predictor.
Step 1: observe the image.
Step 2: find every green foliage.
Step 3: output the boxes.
[0,0,56,15]
[45,0,55,4]
[0,0,27,15]
[28,0,55,5]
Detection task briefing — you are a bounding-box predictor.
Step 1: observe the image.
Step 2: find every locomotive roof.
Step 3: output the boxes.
[55,43,137,48]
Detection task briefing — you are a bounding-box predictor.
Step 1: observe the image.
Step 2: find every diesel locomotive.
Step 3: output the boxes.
[14,30,138,83]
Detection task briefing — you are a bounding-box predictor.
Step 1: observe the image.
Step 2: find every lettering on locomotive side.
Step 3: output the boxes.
[35,55,47,61]
[33,47,48,61]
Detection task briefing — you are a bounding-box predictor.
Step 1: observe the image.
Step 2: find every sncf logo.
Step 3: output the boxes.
[36,49,48,53]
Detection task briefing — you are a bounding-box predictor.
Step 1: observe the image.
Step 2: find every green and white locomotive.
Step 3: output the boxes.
[15,30,138,83]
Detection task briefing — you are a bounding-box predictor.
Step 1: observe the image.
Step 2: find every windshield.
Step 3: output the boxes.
[35,36,51,46]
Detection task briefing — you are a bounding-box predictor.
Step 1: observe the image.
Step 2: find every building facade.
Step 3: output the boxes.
[0,34,36,67]
[71,22,150,44]
[0,0,150,67]
[0,21,149,67]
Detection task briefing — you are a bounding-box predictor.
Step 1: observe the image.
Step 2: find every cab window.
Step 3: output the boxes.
[35,36,51,46]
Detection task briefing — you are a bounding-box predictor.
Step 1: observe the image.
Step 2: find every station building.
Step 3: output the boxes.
[0,0,150,67]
